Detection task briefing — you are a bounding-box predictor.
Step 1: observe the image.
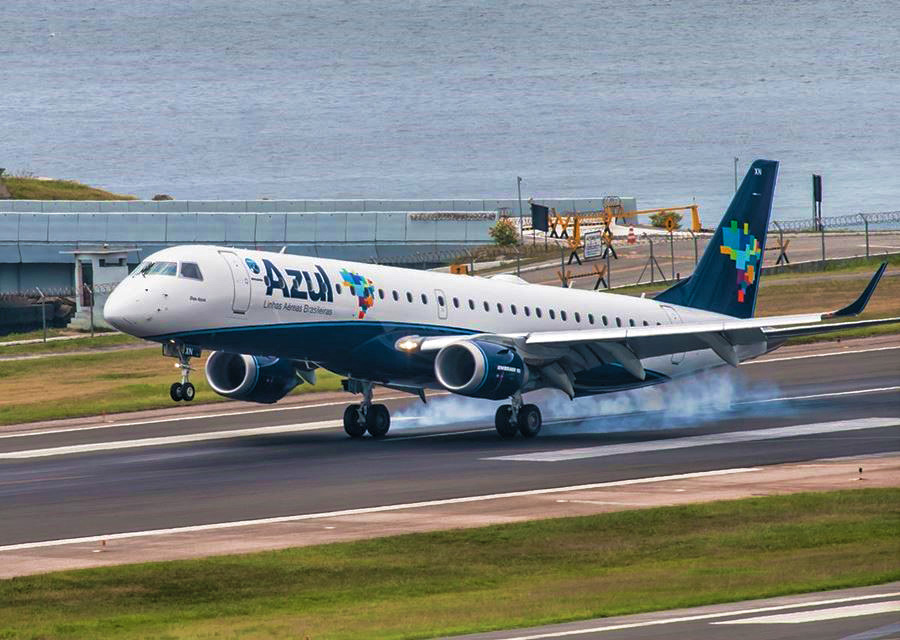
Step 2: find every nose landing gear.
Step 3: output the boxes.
[163,343,200,402]
[341,379,391,438]
[494,393,542,438]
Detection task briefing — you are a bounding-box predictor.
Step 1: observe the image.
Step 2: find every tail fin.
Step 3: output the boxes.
[655,159,778,318]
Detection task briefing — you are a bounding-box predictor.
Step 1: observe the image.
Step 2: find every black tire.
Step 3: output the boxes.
[169,382,183,402]
[494,405,517,439]
[343,405,366,438]
[181,382,196,402]
[517,404,542,438]
[366,404,391,438]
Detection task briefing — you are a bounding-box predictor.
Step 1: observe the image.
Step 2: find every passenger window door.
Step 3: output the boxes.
[434,288,448,320]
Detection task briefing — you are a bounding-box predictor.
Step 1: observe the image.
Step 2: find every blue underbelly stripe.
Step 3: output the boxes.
[149,319,482,341]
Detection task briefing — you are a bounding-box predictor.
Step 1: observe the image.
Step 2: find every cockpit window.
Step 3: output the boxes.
[132,261,149,277]
[180,262,203,281]
[143,261,177,276]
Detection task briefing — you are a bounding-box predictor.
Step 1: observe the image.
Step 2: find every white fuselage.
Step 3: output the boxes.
[104,245,765,388]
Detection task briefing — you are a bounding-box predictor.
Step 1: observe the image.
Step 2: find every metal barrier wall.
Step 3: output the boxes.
[0,197,635,292]
[1,197,631,214]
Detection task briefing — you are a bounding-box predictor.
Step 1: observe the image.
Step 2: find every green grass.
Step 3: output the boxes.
[0,489,896,639]
[0,333,141,356]
[805,251,900,273]
[0,348,343,425]
[1,256,896,425]
[606,256,900,342]
[607,253,900,297]
[0,327,75,342]
[2,176,136,200]
[785,322,900,345]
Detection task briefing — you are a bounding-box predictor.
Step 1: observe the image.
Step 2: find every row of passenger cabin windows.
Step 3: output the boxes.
[332,285,661,327]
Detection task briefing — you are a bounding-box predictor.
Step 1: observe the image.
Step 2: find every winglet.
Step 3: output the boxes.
[826,262,887,318]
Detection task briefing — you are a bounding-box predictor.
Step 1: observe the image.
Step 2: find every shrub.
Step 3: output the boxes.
[650,211,683,230]
[489,218,520,246]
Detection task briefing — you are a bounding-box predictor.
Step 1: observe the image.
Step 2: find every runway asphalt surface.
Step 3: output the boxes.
[450,582,900,640]
[0,342,897,548]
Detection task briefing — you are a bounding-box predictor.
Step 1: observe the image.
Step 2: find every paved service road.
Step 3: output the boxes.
[449,582,900,640]
[0,343,897,548]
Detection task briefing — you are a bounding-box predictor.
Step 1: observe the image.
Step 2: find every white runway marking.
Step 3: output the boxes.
[2,344,894,441]
[0,420,341,459]
[737,386,900,404]
[0,467,759,551]
[484,417,899,463]
[745,344,900,365]
[482,593,900,639]
[712,600,900,625]
[3,388,898,457]
[0,392,433,440]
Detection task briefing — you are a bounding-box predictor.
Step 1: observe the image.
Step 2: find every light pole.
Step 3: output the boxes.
[733,157,739,193]
[516,176,524,241]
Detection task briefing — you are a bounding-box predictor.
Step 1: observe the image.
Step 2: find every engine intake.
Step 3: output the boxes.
[434,340,528,400]
[205,351,299,404]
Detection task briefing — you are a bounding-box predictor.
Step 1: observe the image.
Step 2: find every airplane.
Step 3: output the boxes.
[103,160,895,439]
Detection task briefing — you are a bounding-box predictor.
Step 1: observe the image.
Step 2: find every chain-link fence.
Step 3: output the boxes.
[0,283,116,337]
[555,210,900,289]
[3,211,898,335]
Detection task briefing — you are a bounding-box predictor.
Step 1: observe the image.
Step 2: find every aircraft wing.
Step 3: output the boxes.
[398,263,894,397]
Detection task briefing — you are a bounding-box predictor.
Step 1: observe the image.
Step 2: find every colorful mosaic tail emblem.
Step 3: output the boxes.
[719,220,761,303]
[340,269,376,318]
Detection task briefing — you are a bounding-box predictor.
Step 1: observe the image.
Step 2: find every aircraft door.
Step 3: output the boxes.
[435,289,448,320]
[219,250,251,314]
[661,305,685,364]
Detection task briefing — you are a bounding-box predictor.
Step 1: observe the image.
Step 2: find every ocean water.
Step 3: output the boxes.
[2,0,898,224]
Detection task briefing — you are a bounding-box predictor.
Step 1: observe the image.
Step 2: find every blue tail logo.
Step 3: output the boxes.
[655,159,778,318]
[719,220,762,303]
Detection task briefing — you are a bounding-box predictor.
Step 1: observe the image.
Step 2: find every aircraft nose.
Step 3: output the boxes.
[103,284,140,334]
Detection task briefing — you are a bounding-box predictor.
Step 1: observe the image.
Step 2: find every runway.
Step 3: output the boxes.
[450,582,900,640]
[0,341,897,568]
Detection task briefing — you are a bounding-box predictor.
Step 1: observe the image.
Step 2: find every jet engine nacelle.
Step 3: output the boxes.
[434,340,528,400]
[205,351,299,404]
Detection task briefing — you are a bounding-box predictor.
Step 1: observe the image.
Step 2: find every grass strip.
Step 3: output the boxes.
[2,176,136,200]
[0,348,342,425]
[1,262,897,425]
[0,488,896,639]
[0,333,141,356]
[0,328,77,342]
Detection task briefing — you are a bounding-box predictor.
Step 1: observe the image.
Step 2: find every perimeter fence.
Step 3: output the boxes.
[2,211,898,333]
[400,210,900,289]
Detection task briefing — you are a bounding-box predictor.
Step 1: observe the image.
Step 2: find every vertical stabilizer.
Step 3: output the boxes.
[655,159,778,318]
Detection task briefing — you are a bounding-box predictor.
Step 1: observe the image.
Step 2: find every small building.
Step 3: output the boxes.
[61,246,138,330]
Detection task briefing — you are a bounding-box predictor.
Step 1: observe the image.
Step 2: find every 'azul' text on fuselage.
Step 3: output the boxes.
[263,259,334,302]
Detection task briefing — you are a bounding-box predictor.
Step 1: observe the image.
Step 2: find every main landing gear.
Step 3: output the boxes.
[342,379,391,438]
[163,343,199,402]
[495,393,542,439]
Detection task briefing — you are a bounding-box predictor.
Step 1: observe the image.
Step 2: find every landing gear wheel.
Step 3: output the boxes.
[170,382,183,402]
[517,404,542,438]
[494,405,518,439]
[343,405,366,438]
[181,382,195,402]
[366,404,391,438]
